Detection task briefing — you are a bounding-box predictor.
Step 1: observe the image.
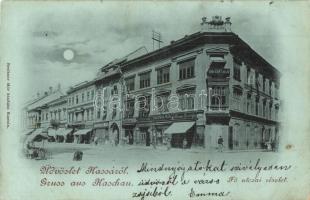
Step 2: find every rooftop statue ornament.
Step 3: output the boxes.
[201,17,208,25]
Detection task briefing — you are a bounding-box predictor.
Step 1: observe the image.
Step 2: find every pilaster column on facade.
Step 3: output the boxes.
[265,99,269,120]
[252,94,257,115]
[133,96,139,118]
[271,81,275,99]
[265,78,270,95]
[149,88,156,116]
[170,60,178,89]
[270,103,275,121]
[134,73,140,93]
[240,88,246,113]
[258,73,263,92]
[257,96,262,117]
[240,62,247,85]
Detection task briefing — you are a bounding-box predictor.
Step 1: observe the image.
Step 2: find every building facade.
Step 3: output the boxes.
[66,81,96,143]
[23,16,280,151]
[118,16,280,150]
[24,87,64,130]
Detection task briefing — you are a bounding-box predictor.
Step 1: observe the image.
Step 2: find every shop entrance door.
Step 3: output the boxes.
[146,131,150,146]
[228,126,233,150]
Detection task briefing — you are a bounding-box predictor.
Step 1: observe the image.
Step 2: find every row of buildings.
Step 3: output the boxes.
[23,16,281,151]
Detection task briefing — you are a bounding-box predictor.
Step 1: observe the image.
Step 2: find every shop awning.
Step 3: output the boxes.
[56,128,72,136]
[164,122,195,135]
[210,56,226,62]
[27,129,47,142]
[48,129,57,137]
[73,129,92,135]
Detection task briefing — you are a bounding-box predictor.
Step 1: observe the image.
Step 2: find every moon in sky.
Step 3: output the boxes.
[63,49,74,61]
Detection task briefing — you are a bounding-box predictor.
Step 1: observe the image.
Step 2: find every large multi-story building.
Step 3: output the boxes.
[93,47,148,145]
[119,16,280,150]
[66,81,96,143]
[24,86,64,130]
[23,16,280,151]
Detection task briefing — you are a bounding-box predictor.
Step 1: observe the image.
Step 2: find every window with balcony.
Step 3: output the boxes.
[111,85,118,96]
[139,72,151,89]
[263,99,267,117]
[157,66,170,84]
[71,97,74,105]
[210,86,227,110]
[246,67,251,84]
[263,77,266,92]
[91,109,94,120]
[255,96,259,116]
[179,58,195,80]
[82,93,85,102]
[91,90,95,100]
[87,91,90,101]
[275,83,279,99]
[275,104,279,120]
[246,93,251,114]
[76,95,79,104]
[233,59,241,81]
[255,71,260,89]
[138,96,150,118]
[232,87,242,111]
[125,77,135,91]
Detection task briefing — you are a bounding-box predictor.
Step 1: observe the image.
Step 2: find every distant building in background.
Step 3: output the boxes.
[24,87,64,130]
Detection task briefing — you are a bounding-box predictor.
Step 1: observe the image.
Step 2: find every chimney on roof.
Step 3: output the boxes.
[200,15,232,32]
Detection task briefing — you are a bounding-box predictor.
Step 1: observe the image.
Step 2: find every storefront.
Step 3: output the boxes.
[164,121,195,148]
[54,128,73,143]
[94,121,109,145]
[73,129,93,144]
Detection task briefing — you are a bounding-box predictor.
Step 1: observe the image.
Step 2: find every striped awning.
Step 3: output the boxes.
[56,128,72,136]
[48,129,57,137]
[164,122,195,135]
[73,129,92,135]
[26,129,47,142]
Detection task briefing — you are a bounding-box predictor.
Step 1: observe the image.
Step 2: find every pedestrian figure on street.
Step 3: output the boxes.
[166,136,171,150]
[182,138,187,150]
[218,136,224,152]
[93,136,98,145]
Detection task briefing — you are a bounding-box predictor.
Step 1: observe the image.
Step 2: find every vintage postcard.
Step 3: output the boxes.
[0,1,309,200]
